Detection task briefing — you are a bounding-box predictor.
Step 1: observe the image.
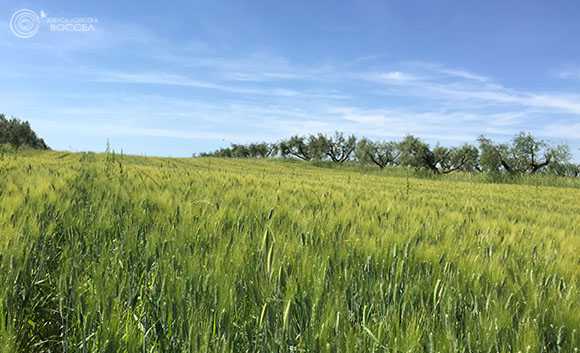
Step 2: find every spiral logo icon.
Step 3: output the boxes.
[10,9,40,38]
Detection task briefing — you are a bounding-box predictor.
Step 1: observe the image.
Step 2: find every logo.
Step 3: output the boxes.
[10,9,40,38]
[9,9,98,38]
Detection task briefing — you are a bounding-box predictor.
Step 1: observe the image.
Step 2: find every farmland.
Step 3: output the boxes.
[0,151,579,352]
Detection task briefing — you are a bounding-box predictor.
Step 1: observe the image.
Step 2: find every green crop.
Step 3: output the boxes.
[0,151,578,352]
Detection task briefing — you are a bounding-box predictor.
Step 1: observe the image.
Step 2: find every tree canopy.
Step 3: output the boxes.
[0,114,49,150]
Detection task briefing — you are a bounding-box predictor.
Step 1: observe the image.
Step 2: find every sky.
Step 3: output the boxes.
[1,0,579,160]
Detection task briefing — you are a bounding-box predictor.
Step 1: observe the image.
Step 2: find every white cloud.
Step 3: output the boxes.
[88,70,349,99]
[365,67,580,116]
[437,68,489,82]
[376,71,420,83]
[542,122,580,139]
[557,68,580,80]
[413,62,491,82]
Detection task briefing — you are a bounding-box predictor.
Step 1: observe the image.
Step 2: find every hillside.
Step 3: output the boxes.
[1,151,579,352]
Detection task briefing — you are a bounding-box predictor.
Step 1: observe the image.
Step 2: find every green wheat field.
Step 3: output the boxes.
[1,150,579,352]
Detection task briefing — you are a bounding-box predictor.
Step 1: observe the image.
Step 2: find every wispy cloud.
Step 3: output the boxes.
[413,62,491,82]
[556,67,580,80]
[89,70,349,99]
[34,119,273,141]
[542,121,580,140]
[436,68,489,82]
[328,106,526,140]
[363,65,580,115]
[375,71,420,83]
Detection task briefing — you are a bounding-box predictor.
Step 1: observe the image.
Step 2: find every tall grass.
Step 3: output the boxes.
[0,151,579,352]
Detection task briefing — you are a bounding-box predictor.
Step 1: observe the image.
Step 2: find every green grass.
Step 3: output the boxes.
[0,151,579,352]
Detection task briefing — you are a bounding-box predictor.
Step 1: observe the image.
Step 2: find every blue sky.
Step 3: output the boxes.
[1,0,579,160]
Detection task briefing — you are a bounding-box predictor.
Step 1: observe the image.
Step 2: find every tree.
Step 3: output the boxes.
[397,135,438,172]
[562,163,580,177]
[306,134,330,161]
[279,135,313,160]
[355,138,399,169]
[478,132,570,174]
[318,132,356,163]
[477,136,514,173]
[445,144,481,173]
[0,114,49,150]
[511,132,558,173]
[248,142,278,158]
[546,144,572,175]
[279,133,356,162]
[229,144,248,158]
[432,145,452,172]
[396,136,479,174]
[200,142,279,158]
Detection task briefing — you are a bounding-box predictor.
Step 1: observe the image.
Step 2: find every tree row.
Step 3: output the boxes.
[199,131,579,177]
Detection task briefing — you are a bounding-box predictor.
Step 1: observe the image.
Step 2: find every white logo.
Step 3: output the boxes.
[10,9,40,38]
[9,9,98,38]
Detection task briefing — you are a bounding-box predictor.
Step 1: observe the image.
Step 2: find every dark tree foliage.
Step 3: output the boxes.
[394,136,480,174]
[279,132,356,163]
[355,138,399,169]
[448,144,481,173]
[230,144,250,158]
[199,142,277,159]
[478,132,570,174]
[477,136,510,173]
[0,114,49,150]
[248,142,278,158]
[432,144,481,174]
[304,135,328,161]
[397,135,438,172]
[279,135,313,160]
[321,132,356,163]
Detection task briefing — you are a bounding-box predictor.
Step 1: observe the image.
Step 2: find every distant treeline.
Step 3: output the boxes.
[199,131,580,177]
[0,114,49,150]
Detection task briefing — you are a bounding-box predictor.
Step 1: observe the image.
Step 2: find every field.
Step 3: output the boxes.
[0,151,579,352]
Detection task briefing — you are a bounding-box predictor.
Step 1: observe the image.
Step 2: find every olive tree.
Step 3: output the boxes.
[279,135,314,160]
[478,132,570,174]
[319,132,356,163]
[355,138,399,169]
